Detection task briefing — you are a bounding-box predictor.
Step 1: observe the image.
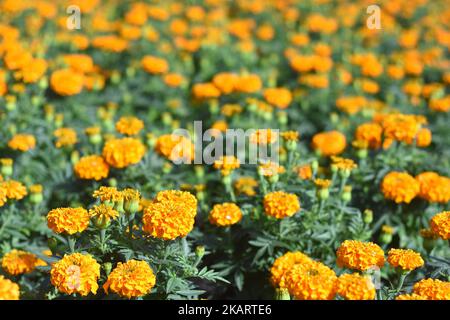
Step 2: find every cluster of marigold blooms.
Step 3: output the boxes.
[270,240,449,300]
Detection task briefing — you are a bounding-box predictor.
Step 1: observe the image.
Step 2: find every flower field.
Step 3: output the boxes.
[0,0,449,301]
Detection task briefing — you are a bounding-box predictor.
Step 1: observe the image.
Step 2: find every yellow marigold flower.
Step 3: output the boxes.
[89,204,119,228]
[280,131,299,141]
[258,161,285,177]
[29,184,42,194]
[395,293,427,300]
[314,179,331,189]
[115,116,144,136]
[50,69,84,96]
[250,129,278,145]
[263,191,300,219]
[312,130,347,157]
[270,251,312,288]
[336,240,385,271]
[104,260,156,299]
[213,156,240,176]
[430,211,450,240]
[0,186,6,207]
[331,156,357,172]
[1,250,46,275]
[154,134,194,163]
[221,103,243,117]
[381,172,420,204]
[8,133,36,151]
[141,55,169,74]
[50,253,100,296]
[74,155,109,181]
[285,260,337,300]
[93,186,123,203]
[54,128,78,148]
[209,202,242,227]
[413,279,450,300]
[1,180,27,200]
[416,172,450,203]
[336,273,375,300]
[234,177,258,196]
[0,275,20,300]
[102,137,146,168]
[47,207,90,235]
[143,190,197,240]
[387,249,424,271]
[263,87,292,109]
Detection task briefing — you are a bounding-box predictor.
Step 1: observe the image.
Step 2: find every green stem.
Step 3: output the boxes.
[100,229,107,253]
[67,236,76,253]
[396,272,409,293]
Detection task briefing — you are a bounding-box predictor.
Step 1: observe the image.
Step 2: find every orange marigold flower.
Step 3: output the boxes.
[212,72,238,94]
[234,177,258,196]
[1,250,46,275]
[50,253,100,296]
[74,155,109,181]
[250,129,278,145]
[103,260,156,299]
[412,279,450,300]
[336,240,385,271]
[263,191,300,219]
[263,87,292,109]
[296,164,312,180]
[20,58,47,83]
[285,260,337,300]
[163,73,184,87]
[50,69,84,96]
[192,82,221,99]
[91,35,128,52]
[115,116,144,136]
[0,275,19,300]
[154,134,194,163]
[234,74,262,93]
[258,161,285,177]
[416,128,432,147]
[281,131,299,142]
[47,207,90,235]
[430,211,450,240]
[63,54,94,73]
[54,128,77,148]
[89,203,119,228]
[1,180,27,200]
[270,251,312,288]
[395,293,427,300]
[387,249,424,271]
[102,137,146,168]
[381,171,420,204]
[416,172,450,203]
[312,131,346,156]
[336,273,376,300]
[429,96,450,112]
[213,156,240,176]
[93,186,123,203]
[143,190,197,240]
[8,133,36,151]
[209,202,242,227]
[141,55,169,74]
[354,123,382,149]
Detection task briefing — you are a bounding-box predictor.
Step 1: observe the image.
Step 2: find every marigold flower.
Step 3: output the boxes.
[154,134,194,163]
[54,128,78,148]
[92,35,128,52]
[209,202,243,227]
[312,131,346,156]
[258,161,285,177]
[163,73,184,87]
[395,293,427,300]
[387,249,424,271]
[412,279,450,300]
[93,186,123,203]
[416,128,432,147]
[336,240,385,271]
[0,180,27,200]
[141,55,169,74]
[234,74,262,93]
[354,123,382,149]
[381,172,420,204]
[192,82,221,99]
[104,260,156,299]
[250,129,278,145]
[296,164,312,180]
[336,273,375,300]
[1,250,46,275]
[74,155,109,181]
[429,211,450,240]
[416,172,450,203]
[143,190,197,240]
[212,72,238,94]
[8,133,36,151]
[285,260,337,300]
[50,253,100,296]
[47,207,90,235]
[115,116,144,136]
[213,156,240,176]
[263,191,300,219]
[270,251,312,288]
[102,137,146,168]
[63,54,94,73]
[263,88,292,109]
[50,69,84,96]
[0,275,19,300]
[234,177,258,196]
[89,204,119,228]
